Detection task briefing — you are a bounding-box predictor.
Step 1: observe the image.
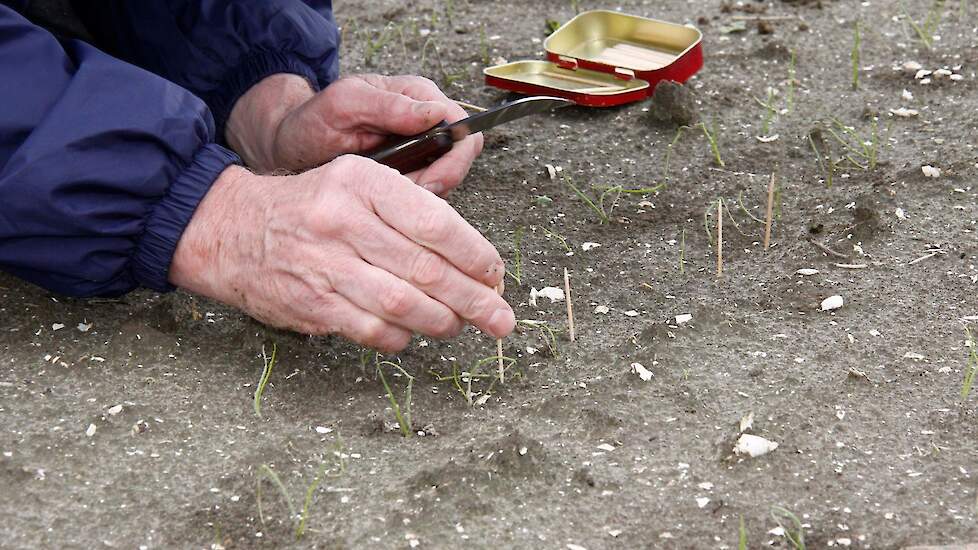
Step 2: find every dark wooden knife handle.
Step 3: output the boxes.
[366,121,454,174]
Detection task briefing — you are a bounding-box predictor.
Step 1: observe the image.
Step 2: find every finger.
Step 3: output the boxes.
[356,163,506,289]
[328,78,449,136]
[409,132,484,196]
[349,219,515,338]
[313,293,413,352]
[330,257,466,339]
[364,74,469,124]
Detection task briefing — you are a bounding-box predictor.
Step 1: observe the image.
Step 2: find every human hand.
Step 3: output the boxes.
[169,155,513,352]
[226,73,483,196]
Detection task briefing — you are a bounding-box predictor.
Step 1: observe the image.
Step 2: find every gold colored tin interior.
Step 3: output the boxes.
[545,10,702,72]
[484,61,649,95]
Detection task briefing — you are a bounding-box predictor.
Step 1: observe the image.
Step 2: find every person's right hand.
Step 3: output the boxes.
[169,155,515,352]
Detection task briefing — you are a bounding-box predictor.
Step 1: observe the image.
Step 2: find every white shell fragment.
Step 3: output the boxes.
[85,423,97,437]
[77,322,93,333]
[821,295,845,311]
[733,434,779,457]
[756,134,780,143]
[529,286,564,307]
[631,362,654,382]
[696,497,711,508]
[739,411,755,433]
[52,323,65,331]
[675,314,692,325]
[545,164,557,180]
[623,310,640,317]
[594,305,610,315]
[921,165,941,178]
[107,404,123,416]
[581,242,601,251]
[914,69,932,79]
[596,443,616,452]
[796,268,820,276]
[315,426,332,434]
[901,89,914,101]
[895,208,908,220]
[902,61,923,72]
[890,107,918,117]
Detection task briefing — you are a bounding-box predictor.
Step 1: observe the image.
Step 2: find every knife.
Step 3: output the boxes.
[366,96,574,174]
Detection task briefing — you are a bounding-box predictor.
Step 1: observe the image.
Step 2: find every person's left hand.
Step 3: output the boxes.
[226,73,483,196]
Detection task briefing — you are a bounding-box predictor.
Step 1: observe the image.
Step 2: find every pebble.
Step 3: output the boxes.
[85,423,97,437]
[821,295,845,311]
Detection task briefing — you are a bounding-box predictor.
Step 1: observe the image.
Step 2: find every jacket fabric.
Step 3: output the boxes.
[0,0,340,296]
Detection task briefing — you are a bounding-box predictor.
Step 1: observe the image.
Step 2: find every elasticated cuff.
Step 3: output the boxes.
[130,143,241,292]
[206,50,322,143]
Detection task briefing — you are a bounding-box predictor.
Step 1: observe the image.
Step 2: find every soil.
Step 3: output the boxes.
[2,0,977,548]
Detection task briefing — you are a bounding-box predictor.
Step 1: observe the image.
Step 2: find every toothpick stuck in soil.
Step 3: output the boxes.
[763,173,776,250]
[716,199,724,278]
[496,282,505,383]
[564,268,576,342]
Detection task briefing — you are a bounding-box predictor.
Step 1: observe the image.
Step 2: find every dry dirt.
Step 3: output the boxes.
[2,0,977,548]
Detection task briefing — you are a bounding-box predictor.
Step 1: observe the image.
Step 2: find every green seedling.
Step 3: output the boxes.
[565,176,662,224]
[518,319,560,357]
[256,464,295,527]
[809,133,836,187]
[257,442,346,540]
[480,24,491,66]
[564,176,610,223]
[444,0,455,27]
[902,0,944,49]
[961,327,977,400]
[376,357,415,437]
[851,22,862,90]
[738,516,748,550]
[737,190,767,224]
[699,121,725,167]
[506,226,525,286]
[254,343,277,419]
[664,125,689,181]
[364,23,397,66]
[678,228,686,275]
[771,506,806,550]
[753,88,778,135]
[431,355,516,406]
[542,226,572,253]
[825,117,886,170]
[786,49,797,113]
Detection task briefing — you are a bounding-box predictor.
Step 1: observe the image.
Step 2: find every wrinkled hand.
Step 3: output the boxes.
[170,156,514,352]
[226,73,483,196]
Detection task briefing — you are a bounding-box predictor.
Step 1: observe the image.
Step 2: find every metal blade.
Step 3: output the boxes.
[443,96,573,141]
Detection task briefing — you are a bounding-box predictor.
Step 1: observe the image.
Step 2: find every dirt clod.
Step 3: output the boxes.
[649,80,699,125]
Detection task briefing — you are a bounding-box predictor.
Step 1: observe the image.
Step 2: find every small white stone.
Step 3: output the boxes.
[631,362,653,382]
[756,134,780,143]
[901,89,914,101]
[821,295,845,311]
[949,74,964,81]
[933,68,952,78]
[914,69,932,79]
[796,268,820,276]
[902,61,922,72]
[623,310,640,317]
[890,107,918,117]
[529,286,564,306]
[107,404,123,416]
[77,322,93,333]
[596,443,616,452]
[52,323,65,331]
[698,481,714,490]
[675,314,692,324]
[734,434,779,457]
[545,164,557,180]
[581,242,601,251]
[895,208,908,220]
[696,497,710,508]
[315,426,332,434]
[85,423,97,437]
[921,165,941,178]
[593,305,610,315]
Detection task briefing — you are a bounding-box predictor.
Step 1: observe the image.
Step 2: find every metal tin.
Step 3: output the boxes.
[484,10,703,107]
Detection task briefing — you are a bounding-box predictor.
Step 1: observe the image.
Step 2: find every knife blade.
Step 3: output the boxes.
[366,96,573,174]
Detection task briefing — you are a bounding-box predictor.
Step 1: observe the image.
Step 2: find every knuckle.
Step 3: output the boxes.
[433,315,464,339]
[414,206,453,244]
[378,280,414,318]
[461,289,494,321]
[409,249,445,287]
[359,318,393,347]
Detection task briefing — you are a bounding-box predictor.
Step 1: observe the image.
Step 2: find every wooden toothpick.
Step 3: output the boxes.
[763,172,776,250]
[716,199,724,278]
[453,99,488,112]
[564,268,576,342]
[496,282,505,383]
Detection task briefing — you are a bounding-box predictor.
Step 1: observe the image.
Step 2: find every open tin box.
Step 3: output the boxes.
[484,10,703,107]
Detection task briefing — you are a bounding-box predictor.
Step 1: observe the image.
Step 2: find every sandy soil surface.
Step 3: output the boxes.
[2,0,977,548]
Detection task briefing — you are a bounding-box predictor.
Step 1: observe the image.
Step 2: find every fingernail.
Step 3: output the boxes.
[488,307,515,337]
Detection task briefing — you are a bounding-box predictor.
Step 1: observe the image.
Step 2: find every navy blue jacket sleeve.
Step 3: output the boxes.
[0,6,240,297]
[72,0,341,142]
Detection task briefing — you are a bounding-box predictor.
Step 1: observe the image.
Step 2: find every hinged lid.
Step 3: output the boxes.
[483,61,650,108]
[484,10,703,107]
